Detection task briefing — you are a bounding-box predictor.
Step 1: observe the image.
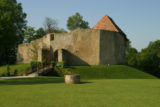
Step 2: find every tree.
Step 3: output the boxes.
[125,40,138,66]
[67,12,89,31]
[126,47,138,66]
[43,17,58,33]
[137,40,160,77]
[36,27,46,38]
[23,26,36,43]
[23,27,46,43]
[0,0,27,65]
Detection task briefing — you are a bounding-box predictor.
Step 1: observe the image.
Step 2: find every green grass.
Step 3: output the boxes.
[64,65,157,79]
[0,64,30,76]
[0,77,160,107]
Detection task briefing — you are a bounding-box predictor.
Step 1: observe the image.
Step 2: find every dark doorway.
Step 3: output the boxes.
[54,50,58,63]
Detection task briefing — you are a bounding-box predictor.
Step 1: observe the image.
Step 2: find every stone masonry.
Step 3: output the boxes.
[17,15,128,65]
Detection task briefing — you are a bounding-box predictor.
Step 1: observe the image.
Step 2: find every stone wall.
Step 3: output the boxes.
[100,30,126,64]
[17,34,51,63]
[17,29,126,65]
[51,29,100,65]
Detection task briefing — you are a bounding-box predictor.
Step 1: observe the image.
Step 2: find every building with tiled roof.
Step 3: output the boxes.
[17,15,127,65]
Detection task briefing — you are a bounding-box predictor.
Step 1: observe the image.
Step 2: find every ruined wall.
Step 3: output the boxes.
[17,29,126,65]
[17,44,32,63]
[100,30,126,65]
[17,34,52,63]
[51,29,100,65]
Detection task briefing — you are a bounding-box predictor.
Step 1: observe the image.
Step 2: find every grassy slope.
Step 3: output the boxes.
[0,64,30,76]
[0,77,160,107]
[64,65,157,79]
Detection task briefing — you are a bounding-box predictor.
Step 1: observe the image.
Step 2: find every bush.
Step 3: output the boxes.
[14,69,18,76]
[56,61,65,68]
[5,65,10,76]
[30,61,47,72]
[0,73,5,77]
[30,61,37,72]
[51,61,56,68]
[42,61,46,67]
[37,61,43,69]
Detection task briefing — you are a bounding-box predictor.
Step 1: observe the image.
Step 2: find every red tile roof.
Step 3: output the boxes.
[93,15,119,32]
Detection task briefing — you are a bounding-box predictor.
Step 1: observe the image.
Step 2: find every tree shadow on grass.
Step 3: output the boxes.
[0,77,64,85]
[80,81,92,84]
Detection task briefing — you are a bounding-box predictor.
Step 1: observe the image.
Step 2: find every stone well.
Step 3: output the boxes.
[65,74,80,84]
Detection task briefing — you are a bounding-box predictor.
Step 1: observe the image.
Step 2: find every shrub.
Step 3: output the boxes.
[54,67,64,76]
[30,61,37,72]
[56,61,65,68]
[42,61,46,67]
[14,69,18,76]
[24,67,32,75]
[0,73,5,77]
[5,65,10,76]
[30,61,46,73]
[37,61,42,69]
[51,61,56,68]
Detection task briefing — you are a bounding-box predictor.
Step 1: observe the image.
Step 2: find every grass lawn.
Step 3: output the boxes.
[0,64,30,76]
[0,77,160,107]
[64,65,157,79]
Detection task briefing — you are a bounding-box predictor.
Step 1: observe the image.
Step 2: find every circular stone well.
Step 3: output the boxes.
[65,74,80,84]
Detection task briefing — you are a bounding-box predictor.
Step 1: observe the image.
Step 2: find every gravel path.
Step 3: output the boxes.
[0,72,37,80]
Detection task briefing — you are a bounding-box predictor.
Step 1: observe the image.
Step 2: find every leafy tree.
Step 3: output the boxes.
[126,40,160,77]
[67,12,89,31]
[23,27,46,43]
[23,26,36,43]
[36,27,46,38]
[137,40,160,77]
[0,0,27,65]
[125,40,138,66]
[126,47,138,66]
[43,17,58,33]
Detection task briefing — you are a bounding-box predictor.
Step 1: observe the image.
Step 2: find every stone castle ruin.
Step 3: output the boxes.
[17,15,128,65]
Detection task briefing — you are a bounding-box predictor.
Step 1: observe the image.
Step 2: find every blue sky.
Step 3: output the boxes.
[17,0,160,51]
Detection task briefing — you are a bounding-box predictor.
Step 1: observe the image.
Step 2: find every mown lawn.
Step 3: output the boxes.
[0,77,160,107]
[64,65,157,79]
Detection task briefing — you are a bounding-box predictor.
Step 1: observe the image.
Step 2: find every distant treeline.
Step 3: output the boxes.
[126,40,160,77]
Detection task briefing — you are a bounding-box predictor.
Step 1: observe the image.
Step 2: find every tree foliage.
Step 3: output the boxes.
[67,12,89,31]
[23,26,36,43]
[137,40,160,77]
[24,16,67,43]
[0,0,27,65]
[23,27,46,43]
[126,40,160,77]
[126,47,138,66]
[125,40,138,66]
[36,27,46,39]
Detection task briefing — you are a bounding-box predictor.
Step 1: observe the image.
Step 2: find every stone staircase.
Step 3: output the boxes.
[27,65,53,77]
